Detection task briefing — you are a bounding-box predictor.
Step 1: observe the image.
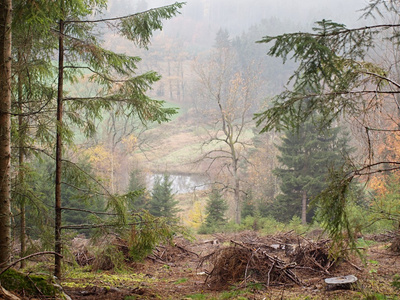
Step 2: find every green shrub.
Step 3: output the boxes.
[259,216,285,235]
[288,215,307,233]
[197,222,217,234]
[222,220,241,233]
[392,274,400,290]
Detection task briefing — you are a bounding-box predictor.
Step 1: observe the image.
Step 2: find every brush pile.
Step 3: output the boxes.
[148,241,199,265]
[198,232,339,290]
[292,239,335,274]
[71,235,94,266]
[199,240,302,289]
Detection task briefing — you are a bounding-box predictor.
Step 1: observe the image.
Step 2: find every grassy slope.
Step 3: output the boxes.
[136,114,255,175]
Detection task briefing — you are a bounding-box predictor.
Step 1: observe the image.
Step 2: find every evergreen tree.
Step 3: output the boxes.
[8,0,184,277]
[254,2,400,248]
[204,188,228,228]
[214,28,231,49]
[51,1,184,277]
[11,0,59,264]
[241,189,256,219]
[148,173,179,222]
[0,0,12,268]
[126,168,149,212]
[273,115,351,224]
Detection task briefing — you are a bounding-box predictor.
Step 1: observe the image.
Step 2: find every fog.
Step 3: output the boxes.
[99,0,373,187]
[109,0,368,38]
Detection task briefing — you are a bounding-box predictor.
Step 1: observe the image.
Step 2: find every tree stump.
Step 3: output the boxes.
[325,275,357,291]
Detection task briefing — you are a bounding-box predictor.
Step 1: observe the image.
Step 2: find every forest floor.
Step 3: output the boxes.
[58,231,400,300]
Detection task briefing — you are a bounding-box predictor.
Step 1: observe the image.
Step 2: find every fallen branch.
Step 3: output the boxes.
[0,252,63,276]
[175,244,199,258]
[0,285,20,300]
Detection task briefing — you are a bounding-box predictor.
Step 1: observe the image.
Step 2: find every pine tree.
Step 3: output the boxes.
[148,173,179,222]
[214,28,231,49]
[273,115,351,224]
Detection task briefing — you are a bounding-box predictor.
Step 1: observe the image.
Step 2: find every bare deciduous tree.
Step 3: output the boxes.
[193,38,259,224]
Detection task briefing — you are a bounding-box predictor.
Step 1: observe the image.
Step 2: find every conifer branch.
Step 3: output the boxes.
[64,2,185,24]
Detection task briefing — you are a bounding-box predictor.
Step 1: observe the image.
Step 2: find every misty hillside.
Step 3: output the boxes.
[93,0,369,183]
[3,1,400,299]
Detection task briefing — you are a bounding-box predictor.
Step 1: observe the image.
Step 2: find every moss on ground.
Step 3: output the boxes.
[0,268,60,297]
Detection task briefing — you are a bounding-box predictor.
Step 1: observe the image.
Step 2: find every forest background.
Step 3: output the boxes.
[2,0,400,287]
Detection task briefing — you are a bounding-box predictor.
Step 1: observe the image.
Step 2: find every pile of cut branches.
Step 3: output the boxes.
[70,235,94,266]
[148,242,198,266]
[199,240,302,289]
[292,239,336,274]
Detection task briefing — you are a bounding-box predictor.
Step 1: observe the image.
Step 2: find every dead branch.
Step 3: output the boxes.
[0,252,63,276]
[0,285,20,300]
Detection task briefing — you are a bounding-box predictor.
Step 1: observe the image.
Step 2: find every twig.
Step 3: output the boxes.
[344,259,363,271]
[370,250,400,257]
[25,274,45,297]
[244,247,259,286]
[267,261,276,287]
[175,244,199,257]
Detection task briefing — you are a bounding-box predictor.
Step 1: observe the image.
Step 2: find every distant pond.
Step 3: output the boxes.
[147,173,209,194]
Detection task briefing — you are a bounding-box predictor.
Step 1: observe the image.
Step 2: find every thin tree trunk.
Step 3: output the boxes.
[17,50,26,268]
[301,190,307,225]
[54,15,64,279]
[232,146,240,224]
[234,175,240,224]
[0,0,12,269]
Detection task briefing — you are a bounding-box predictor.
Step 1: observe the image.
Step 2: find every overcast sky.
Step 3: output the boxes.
[105,0,371,55]
[108,0,369,31]
[140,0,369,33]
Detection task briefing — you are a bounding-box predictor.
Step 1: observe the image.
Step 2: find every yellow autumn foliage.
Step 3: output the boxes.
[183,201,207,229]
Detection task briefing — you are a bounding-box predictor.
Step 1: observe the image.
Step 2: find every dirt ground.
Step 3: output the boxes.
[18,231,393,300]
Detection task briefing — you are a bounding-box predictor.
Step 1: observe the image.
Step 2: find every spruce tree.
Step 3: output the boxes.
[273,114,351,224]
[8,0,184,277]
[0,0,12,268]
[148,173,179,222]
[204,188,228,228]
[241,189,256,219]
[126,168,149,212]
[253,3,400,246]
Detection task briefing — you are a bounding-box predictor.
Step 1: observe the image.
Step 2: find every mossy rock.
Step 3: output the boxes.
[0,269,60,297]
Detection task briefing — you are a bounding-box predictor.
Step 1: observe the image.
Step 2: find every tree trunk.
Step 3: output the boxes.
[0,0,12,269]
[234,176,240,224]
[232,149,240,224]
[17,50,26,268]
[301,190,307,225]
[54,15,64,279]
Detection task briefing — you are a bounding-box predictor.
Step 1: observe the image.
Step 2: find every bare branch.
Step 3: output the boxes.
[0,252,63,275]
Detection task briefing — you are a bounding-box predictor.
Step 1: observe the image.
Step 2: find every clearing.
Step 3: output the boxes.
[58,231,400,300]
